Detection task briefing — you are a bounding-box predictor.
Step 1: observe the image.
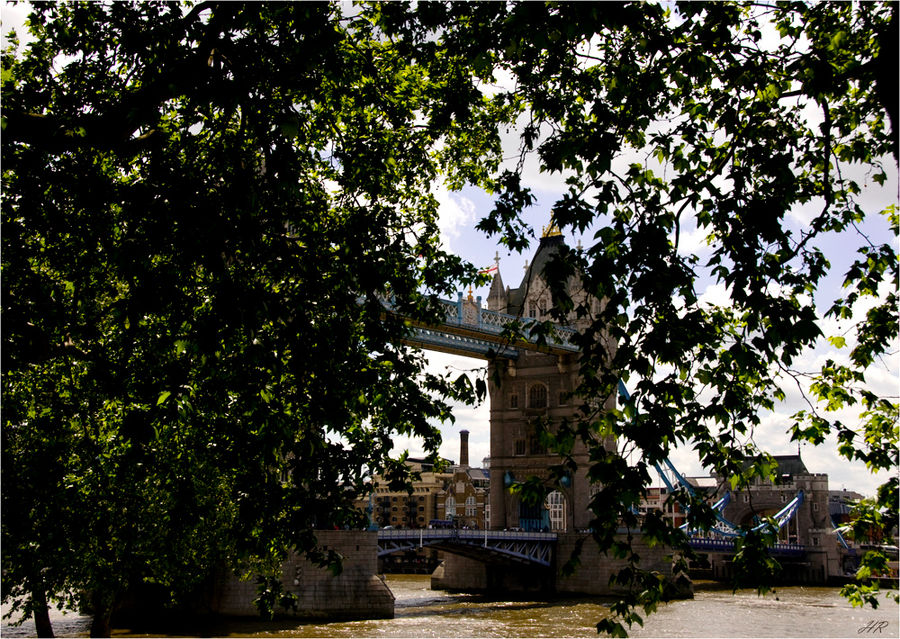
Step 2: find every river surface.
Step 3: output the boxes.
[2,575,896,638]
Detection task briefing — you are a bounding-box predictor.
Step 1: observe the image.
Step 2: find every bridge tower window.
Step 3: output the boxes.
[528,383,548,409]
[547,491,566,531]
[509,393,519,409]
[514,439,526,456]
[528,430,546,455]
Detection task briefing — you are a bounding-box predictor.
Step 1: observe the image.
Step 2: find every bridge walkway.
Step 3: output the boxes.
[688,537,806,557]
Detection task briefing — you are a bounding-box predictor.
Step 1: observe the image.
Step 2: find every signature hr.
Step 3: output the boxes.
[858,620,890,634]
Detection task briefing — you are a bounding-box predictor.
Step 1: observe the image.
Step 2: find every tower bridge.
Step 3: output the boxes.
[371,229,841,593]
[373,231,612,536]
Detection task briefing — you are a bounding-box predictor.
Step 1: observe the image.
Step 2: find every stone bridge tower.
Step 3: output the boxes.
[486,225,616,532]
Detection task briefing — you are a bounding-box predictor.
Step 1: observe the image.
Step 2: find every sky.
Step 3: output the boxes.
[3,3,896,498]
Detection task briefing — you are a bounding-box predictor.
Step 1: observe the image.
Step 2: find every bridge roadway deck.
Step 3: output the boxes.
[377,529,557,567]
[378,295,580,360]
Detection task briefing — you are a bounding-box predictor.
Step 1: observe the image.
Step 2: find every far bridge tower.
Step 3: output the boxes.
[486,224,616,532]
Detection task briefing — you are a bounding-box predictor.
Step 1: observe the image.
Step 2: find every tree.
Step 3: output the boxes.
[1,3,501,635]
[391,2,895,634]
[3,2,897,638]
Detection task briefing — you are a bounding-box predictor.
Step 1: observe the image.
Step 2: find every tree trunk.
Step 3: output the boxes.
[89,593,112,638]
[90,610,111,638]
[31,588,54,638]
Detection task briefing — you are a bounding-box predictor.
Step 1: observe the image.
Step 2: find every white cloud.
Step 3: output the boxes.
[435,184,477,254]
[677,223,713,258]
[698,282,731,308]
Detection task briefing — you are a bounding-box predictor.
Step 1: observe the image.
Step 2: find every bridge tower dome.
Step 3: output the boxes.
[487,226,616,532]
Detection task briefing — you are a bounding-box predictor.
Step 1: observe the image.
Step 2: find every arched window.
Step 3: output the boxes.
[465,495,477,516]
[546,491,566,531]
[445,496,456,517]
[528,383,548,409]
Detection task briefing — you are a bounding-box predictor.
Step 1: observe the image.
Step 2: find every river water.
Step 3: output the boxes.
[2,575,896,638]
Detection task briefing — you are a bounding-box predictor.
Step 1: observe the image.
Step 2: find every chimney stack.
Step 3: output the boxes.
[459,430,470,468]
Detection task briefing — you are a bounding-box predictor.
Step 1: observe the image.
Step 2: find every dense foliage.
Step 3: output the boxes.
[3,2,896,637]
[439,2,897,632]
[376,0,897,632]
[1,2,499,635]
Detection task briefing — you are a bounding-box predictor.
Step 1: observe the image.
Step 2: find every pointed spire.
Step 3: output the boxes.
[487,253,507,311]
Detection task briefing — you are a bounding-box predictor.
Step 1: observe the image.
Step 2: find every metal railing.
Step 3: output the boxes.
[377,529,557,542]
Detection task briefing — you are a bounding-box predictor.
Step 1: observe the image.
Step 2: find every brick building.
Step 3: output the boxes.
[360,457,453,529]
[436,430,490,528]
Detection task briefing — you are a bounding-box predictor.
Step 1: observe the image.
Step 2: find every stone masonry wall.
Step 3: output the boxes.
[430,552,555,593]
[555,533,690,597]
[211,530,394,620]
[430,553,488,591]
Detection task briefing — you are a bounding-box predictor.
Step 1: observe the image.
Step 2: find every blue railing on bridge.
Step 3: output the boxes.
[439,295,578,351]
[378,528,557,543]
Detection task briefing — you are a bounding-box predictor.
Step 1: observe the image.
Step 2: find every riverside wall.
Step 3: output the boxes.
[211,530,394,620]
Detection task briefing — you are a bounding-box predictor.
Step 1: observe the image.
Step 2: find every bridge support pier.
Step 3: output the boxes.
[431,554,554,594]
[210,531,394,620]
[431,533,693,600]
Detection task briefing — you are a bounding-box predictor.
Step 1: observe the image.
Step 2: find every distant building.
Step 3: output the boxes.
[829,488,865,527]
[436,430,490,528]
[356,431,492,530]
[638,486,688,527]
[637,477,719,528]
[358,457,453,530]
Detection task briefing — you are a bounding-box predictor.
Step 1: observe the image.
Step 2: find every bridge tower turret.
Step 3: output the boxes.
[487,226,616,532]
[486,251,507,312]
